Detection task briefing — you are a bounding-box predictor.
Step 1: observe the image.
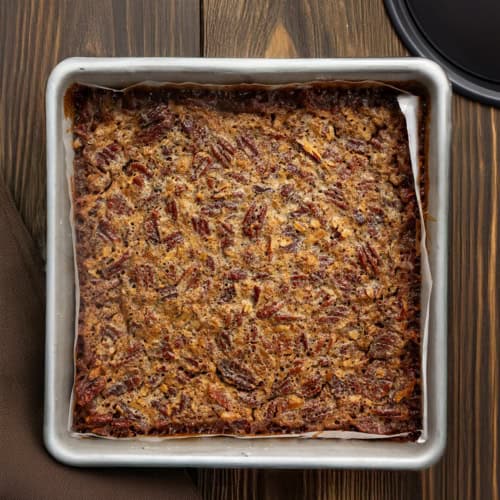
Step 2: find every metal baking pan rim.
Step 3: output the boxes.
[45,57,450,469]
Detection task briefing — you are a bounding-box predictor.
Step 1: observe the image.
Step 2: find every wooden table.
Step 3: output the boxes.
[1,1,498,499]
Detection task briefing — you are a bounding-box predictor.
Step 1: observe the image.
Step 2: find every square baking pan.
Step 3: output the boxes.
[45,57,450,469]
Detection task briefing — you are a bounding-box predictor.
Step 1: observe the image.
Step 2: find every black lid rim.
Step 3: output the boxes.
[384,0,500,107]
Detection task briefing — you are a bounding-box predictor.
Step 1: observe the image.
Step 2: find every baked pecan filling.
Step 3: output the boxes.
[69,84,422,438]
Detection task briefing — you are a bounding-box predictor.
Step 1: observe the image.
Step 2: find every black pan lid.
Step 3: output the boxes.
[384,0,500,106]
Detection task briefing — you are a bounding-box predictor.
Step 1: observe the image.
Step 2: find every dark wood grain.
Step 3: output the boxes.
[421,98,500,500]
[201,1,500,499]
[1,1,498,499]
[0,0,200,249]
[203,0,407,58]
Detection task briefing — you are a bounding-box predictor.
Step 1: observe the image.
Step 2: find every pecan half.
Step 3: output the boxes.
[164,231,183,251]
[237,134,259,157]
[192,216,211,236]
[97,219,120,243]
[325,185,347,210]
[358,242,379,274]
[242,202,267,239]
[256,301,283,319]
[217,359,258,391]
[75,376,106,407]
[144,211,161,243]
[101,252,129,279]
[165,198,178,221]
[106,194,132,215]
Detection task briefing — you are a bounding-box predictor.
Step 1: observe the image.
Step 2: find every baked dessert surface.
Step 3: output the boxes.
[69,84,422,438]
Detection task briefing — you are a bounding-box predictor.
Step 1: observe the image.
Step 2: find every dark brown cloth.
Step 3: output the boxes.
[0,180,201,500]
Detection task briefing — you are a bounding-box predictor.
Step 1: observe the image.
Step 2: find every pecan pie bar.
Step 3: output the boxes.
[68,84,422,438]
